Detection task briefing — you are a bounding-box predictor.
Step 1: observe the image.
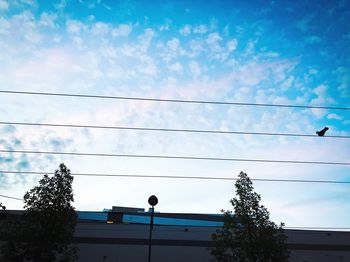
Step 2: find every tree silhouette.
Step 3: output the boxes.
[0,202,6,212]
[0,163,77,262]
[211,172,289,262]
[0,202,7,220]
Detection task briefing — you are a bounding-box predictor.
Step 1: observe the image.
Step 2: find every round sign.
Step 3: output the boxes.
[148,195,158,206]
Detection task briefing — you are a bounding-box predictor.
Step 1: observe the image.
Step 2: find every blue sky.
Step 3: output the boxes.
[0,0,349,228]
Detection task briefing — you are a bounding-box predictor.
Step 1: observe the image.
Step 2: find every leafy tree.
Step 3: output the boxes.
[211,172,289,262]
[0,202,7,220]
[0,163,77,262]
[0,202,7,262]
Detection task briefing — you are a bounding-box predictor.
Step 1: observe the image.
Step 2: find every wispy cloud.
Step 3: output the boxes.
[0,0,349,227]
[0,0,9,10]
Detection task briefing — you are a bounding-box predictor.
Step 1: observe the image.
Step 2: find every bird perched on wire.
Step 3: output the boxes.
[316,127,329,136]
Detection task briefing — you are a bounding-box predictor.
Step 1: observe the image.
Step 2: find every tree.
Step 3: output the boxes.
[0,163,77,262]
[0,202,8,262]
[211,172,289,262]
[0,202,6,214]
[0,202,7,220]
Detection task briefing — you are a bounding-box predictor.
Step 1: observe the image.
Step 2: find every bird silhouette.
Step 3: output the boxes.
[316,127,329,136]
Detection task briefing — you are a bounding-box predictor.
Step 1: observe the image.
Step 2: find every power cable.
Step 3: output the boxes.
[1,170,350,184]
[284,226,350,230]
[1,90,349,110]
[76,226,350,231]
[1,149,349,166]
[79,226,350,230]
[0,194,22,201]
[0,202,348,230]
[1,121,349,139]
[2,191,350,230]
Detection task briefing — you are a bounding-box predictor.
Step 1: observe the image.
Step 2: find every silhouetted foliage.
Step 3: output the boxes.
[0,202,7,220]
[0,164,77,262]
[0,203,5,213]
[211,172,289,262]
[0,203,8,262]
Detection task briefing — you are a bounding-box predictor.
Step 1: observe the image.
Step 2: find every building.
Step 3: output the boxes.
[2,207,350,261]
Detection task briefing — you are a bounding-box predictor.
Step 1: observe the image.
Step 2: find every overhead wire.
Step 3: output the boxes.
[1,149,350,166]
[0,121,349,139]
[3,179,350,230]
[75,227,350,232]
[2,91,349,230]
[2,191,350,231]
[1,170,350,184]
[0,198,348,230]
[0,194,23,201]
[1,90,349,110]
[284,226,350,230]
[1,90,349,221]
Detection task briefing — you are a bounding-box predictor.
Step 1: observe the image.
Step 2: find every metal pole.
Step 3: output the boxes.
[148,206,154,262]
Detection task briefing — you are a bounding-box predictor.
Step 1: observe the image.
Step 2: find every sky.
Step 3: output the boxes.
[0,0,349,229]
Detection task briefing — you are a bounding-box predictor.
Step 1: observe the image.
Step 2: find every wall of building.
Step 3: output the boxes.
[2,210,350,261]
[76,222,213,261]
[75,222,350,262]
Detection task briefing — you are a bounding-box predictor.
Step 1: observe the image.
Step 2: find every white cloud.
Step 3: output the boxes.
[92,21,110,35]
[159,24,170,31]
[231,62,267,86]
[310,108,327,118]
[179,25,191,36]
[334,67,349,98]
[54,0,67,10]
[280,76,294,90]
[244,40,255,55]
[160,37,185,62]
[271,60,296,82]
[227,39,238,51]
[0,0,9,10]
[137,28,155,53]
[10,11,42,43]
[78,0,97,9]
[187,39,205,57]
[167,37,180,51]
[206,32,223,56]
[168,62,183,73]
[308,68,318,75]
[0,17,10,34]
[327,113,343,120]
[25,30,42,43]
[1,46,105,91]
[103,3,111,10]
[305,35,321,44]
[206,32,222,45]
[1,7,349,228]
[313,84,327,96]
[137,56,158,77]
[0,124,83,189]
[72,36,84,49]
[310,84,333,118]
[296,15,313,32]
[189,61,201,78]
[21,0,36,6]
[112,24,132,37]
[39,12,57,28]
[144,28,154,38]
[66,19,86,34]
[193,24,208,34]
